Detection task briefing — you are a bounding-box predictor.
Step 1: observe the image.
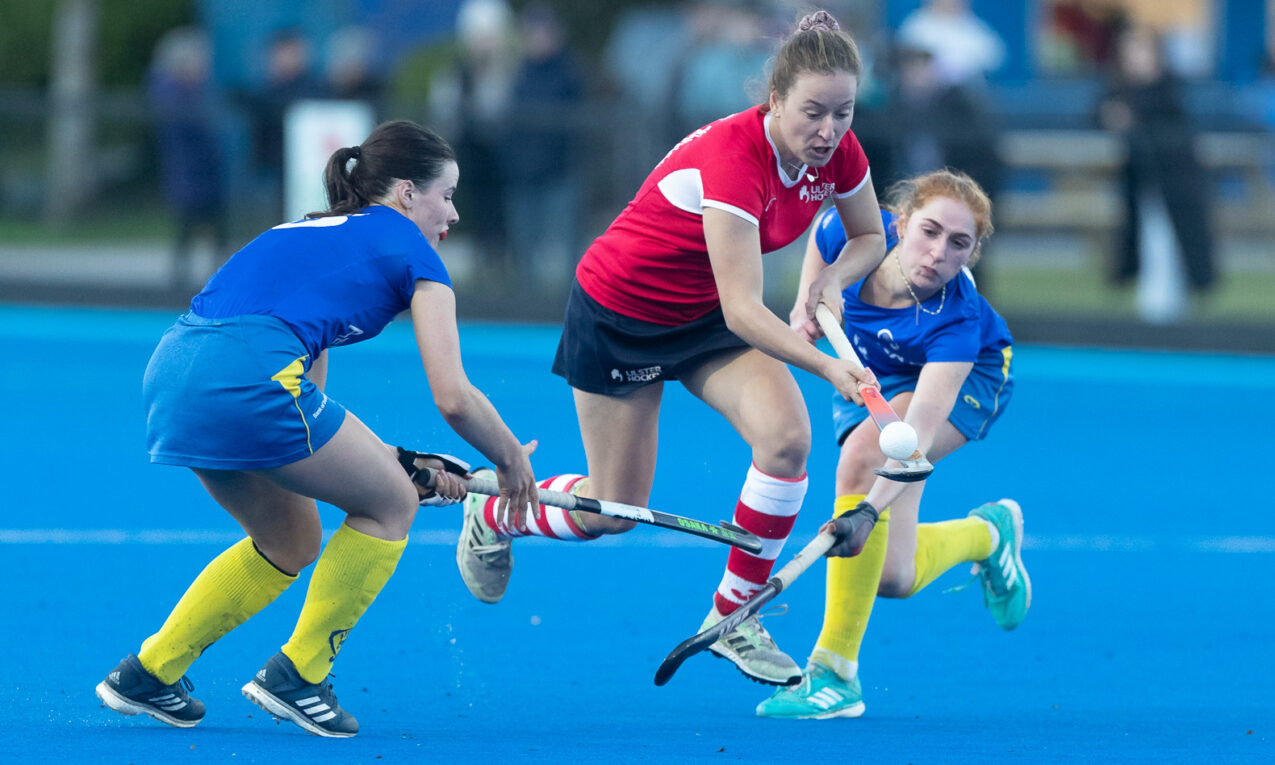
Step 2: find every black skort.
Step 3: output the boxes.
[551,280,748,395]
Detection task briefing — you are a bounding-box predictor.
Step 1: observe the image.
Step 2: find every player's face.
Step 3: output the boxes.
[897,196,977,290]
[770,70,857,168]
[407,160,460,248]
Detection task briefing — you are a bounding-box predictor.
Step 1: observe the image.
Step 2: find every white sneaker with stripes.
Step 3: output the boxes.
[703,606,802,686]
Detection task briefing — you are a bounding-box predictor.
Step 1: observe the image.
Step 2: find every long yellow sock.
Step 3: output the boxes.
[281,523,407,683]
[907,517,994,597]
[138,537,297,685]
[811,495,890,681]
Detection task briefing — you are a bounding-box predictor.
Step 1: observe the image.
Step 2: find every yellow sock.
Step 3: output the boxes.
[281,523,407,683]
[907,517,994,597]
[138,537,296,685]
[811,495,890,681]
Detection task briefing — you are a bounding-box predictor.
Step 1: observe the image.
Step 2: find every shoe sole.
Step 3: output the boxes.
[707,646,802,686]
[95,681,201,728]
[241,681,356,738]
[757,700,866,720]
[996,498,1032,624]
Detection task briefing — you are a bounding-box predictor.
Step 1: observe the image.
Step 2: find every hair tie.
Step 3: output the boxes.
[798,10,839,32]
[349,146,362,159]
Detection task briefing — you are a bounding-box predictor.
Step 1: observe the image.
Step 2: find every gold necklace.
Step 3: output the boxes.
[894,251,946,320]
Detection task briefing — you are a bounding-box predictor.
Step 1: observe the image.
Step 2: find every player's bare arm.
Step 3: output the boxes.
[704,208,872,400]
[804,180,885,321]
[409,281,538,526]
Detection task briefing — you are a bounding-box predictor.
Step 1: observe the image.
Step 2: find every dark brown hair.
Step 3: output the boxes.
[309,120,456,218]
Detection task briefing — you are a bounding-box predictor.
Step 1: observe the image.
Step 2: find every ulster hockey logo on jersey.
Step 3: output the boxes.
[799,181,837,203]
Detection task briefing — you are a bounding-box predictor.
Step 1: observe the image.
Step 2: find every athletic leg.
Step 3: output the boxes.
[873,394,981,598]
[244,412,419,737]
[569,382,665,533]
[777,395,974,711]
[455,470,598,604]
[452,382,662,604]
[682,349,810,685]
[97,470,313,728]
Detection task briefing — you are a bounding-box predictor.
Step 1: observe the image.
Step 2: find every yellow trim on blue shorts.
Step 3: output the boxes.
[975,346,1013,440]
[271,355,314,454]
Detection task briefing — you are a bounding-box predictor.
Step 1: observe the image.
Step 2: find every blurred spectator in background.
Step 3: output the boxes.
[148,26,227,289]
[239,27,322,223]
[1098,22,1216,322]
[896,0,1006,87]
[873,42,1003,195]
[429,0,518,279]
[855,39,1003,289]
[1042,0,1123,75]
[670,1,774,137]
[500,3,584,290]
[601,3,696,193]
[323,25,386,115]
[870,39,1003,288]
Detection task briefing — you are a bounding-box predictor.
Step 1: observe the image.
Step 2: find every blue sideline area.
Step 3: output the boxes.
[2,304,1272,763]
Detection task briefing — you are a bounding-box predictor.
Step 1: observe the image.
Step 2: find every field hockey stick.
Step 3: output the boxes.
[408,463,764,554]
[653,528,838,686]
[813,304,934,483]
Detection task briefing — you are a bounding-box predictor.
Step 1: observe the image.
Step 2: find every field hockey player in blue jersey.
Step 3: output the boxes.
[757,169,1030,719]
[94,120,539,737]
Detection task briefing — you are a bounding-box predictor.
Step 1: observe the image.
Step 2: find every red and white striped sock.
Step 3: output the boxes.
[714,463,807,615]
[481,474,601,541]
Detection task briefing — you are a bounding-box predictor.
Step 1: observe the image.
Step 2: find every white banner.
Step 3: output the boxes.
[284,99,376,221]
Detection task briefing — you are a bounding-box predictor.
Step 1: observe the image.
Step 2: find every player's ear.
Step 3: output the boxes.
[396,179,415,207]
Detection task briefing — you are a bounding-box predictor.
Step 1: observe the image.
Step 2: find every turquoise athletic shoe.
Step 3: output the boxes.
[968,499,1031,630]
[755,662,865,720]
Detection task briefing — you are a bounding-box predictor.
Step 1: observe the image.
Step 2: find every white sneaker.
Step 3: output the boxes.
[703,606,801,686]
[455,468,512,604]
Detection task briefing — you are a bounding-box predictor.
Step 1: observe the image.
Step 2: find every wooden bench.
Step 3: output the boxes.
[995,128,1275,253]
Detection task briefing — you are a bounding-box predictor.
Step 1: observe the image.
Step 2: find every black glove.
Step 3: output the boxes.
[826,500,880,557]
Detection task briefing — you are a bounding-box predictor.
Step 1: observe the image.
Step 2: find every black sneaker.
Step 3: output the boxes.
[95,653,205,728]
[241,652,359,737]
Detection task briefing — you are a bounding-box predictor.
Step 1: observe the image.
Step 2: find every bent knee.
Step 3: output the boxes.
[256,534,321,575]
[579,513,636,535]
[753,425,811,476]
[877,575,913,599]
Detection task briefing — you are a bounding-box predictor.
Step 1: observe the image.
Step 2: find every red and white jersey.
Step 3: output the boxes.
[576,106,871,325]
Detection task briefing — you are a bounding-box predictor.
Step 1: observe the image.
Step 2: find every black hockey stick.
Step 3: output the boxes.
[653,529,837,686]
[411,465,763,554]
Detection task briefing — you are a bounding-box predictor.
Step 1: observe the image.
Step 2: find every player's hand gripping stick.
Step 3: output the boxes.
[399,451,764,554]
[813,304,934,483]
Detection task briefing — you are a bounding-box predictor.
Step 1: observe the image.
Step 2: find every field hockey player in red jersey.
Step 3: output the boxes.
[454,10,888,687]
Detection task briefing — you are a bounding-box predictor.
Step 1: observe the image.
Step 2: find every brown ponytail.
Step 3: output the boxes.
[308,120,457,218]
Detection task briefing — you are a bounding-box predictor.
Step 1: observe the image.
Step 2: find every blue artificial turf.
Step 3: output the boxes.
[2,304,1272,763]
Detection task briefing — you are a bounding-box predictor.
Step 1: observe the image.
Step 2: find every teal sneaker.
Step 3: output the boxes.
[968,499,1031,630]
[755,662,864,719]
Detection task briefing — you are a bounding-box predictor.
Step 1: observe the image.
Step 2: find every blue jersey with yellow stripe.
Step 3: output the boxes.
[191,205,450,360]
[813,206,1012,377]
